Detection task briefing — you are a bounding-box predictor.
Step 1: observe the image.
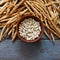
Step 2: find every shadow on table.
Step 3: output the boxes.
[17,40,50,60]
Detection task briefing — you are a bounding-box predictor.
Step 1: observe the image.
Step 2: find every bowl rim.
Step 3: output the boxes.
[16,15,44,43]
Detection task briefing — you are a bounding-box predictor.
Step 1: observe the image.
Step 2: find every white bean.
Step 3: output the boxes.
[19,18,41,40]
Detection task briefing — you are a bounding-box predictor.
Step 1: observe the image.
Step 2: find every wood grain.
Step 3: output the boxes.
[0,38,60,60]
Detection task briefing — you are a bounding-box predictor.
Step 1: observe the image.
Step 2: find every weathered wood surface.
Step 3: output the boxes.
[0,34,60,60]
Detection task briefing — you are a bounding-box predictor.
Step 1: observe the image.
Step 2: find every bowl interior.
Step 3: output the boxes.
[17,15,44,43]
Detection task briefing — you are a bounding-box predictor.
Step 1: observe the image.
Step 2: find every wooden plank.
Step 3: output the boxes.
[0,39,60,60]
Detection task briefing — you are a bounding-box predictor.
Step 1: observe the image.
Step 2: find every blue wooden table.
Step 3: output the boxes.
[0,35,60,60]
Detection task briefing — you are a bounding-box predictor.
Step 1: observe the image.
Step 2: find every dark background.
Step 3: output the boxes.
[0,35,60,60]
